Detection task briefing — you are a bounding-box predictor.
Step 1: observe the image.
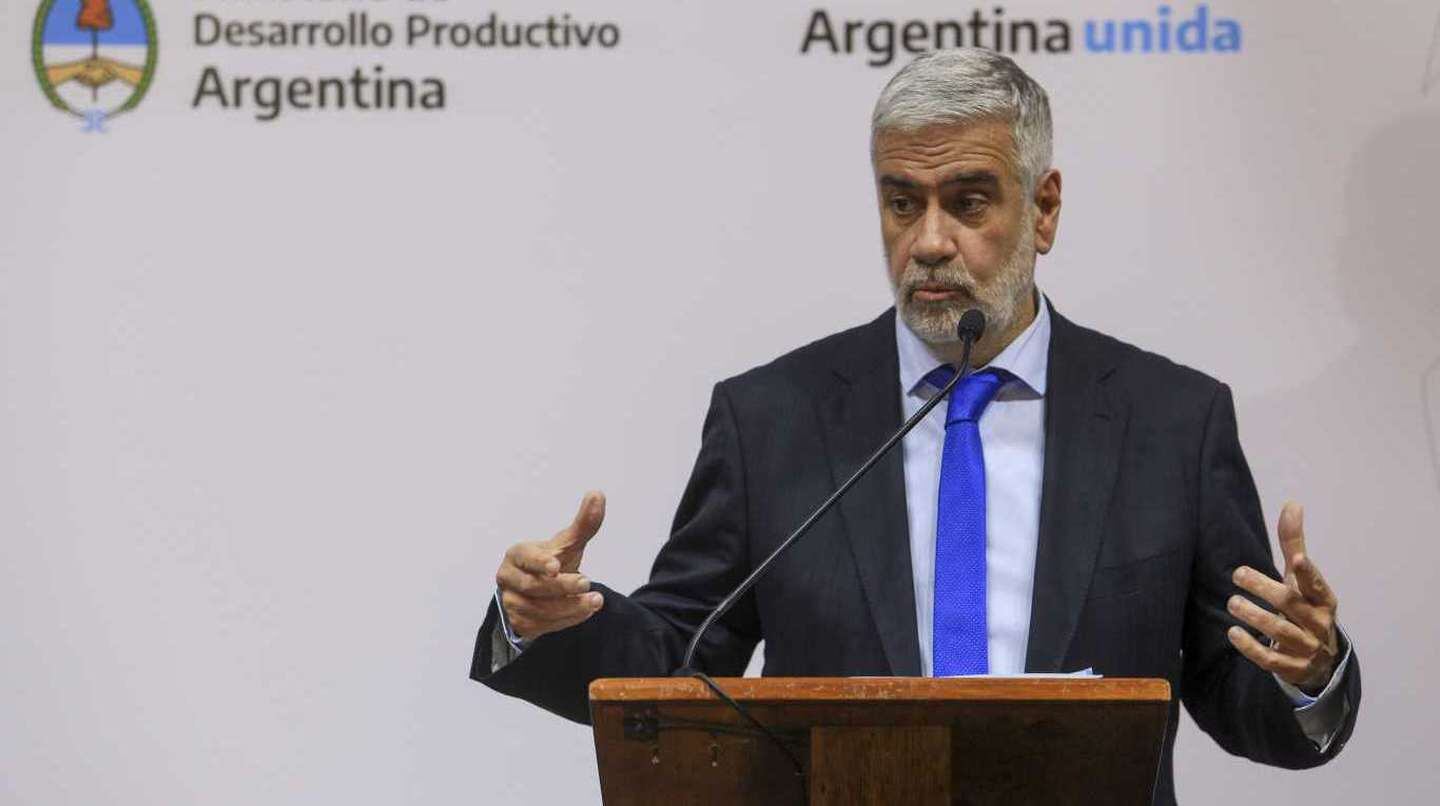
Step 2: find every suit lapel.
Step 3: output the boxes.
[1024,309,1127,672]
[817,310,922,676]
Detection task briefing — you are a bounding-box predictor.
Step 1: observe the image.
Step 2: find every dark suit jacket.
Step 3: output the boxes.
[471,306,1360,805]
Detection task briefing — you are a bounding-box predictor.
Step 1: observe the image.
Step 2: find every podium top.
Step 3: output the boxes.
[588,677,1172,804]
[589,676,1170,704]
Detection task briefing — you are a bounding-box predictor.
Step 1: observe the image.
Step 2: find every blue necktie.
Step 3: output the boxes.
[924,366,1007,676]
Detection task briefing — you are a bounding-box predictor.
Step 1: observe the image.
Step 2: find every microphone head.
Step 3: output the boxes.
[956,308,987,342]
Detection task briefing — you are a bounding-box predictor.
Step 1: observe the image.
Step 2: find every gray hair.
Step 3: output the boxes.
[871,49,1053,191]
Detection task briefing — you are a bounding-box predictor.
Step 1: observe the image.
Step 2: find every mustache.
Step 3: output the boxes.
[897,261,978,296]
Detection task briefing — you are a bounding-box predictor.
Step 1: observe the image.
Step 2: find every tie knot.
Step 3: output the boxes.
[923,366,1009,425]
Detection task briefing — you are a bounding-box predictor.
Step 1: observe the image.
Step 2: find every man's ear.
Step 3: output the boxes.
[1032,169,1062,255]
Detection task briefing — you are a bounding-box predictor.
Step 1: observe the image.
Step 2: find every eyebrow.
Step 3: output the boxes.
[879,170,1001,191]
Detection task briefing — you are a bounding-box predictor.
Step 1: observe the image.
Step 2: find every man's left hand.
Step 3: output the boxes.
[1226,502,1341,693]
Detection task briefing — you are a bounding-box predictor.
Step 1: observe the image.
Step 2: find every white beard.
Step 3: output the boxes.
[891,222,1036,346]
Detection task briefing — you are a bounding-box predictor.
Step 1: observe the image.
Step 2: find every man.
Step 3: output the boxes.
[470,49,1360,804]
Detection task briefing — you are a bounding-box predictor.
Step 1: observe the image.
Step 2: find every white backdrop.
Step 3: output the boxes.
[3,1,1438,803]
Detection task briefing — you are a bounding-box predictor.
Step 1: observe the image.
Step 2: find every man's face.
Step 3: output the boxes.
[874,120,1055,348]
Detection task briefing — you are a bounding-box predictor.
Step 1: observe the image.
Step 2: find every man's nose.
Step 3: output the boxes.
[910,206,958,266]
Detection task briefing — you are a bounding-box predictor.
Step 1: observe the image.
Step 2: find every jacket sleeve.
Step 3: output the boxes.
[468,382,762,724]
[1179,384,1361,767]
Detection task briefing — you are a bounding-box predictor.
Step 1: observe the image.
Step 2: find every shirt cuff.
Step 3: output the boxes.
[489,589,528,673]
[1273,623,1354,753]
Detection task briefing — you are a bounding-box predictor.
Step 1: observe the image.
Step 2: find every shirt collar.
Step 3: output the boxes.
[895,291,1051,399]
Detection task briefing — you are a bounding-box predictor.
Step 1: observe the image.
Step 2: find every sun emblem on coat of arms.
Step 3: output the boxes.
[32,0,157,132]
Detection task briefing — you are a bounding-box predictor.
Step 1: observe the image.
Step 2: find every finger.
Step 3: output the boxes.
[504,591,604,638]
[1291,553,1339,609]
[504,591,601,621]
[1231,566,1297,612]
[1276,501,1307,574]
[1226,595,1319,655]
[1232,565,1332,645]
[1226,625,1311,679]
[507,542,560,577]
[549,491,607,551]
[497,564,591,598]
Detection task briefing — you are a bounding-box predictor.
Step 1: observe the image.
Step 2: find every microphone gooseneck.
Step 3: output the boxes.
[677,308,987,675]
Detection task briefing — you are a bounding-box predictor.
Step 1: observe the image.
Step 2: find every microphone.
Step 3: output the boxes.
[956,307,986,343]
[676,308,988,675]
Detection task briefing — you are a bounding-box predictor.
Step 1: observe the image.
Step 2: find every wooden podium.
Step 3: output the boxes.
[589,677,1170,805]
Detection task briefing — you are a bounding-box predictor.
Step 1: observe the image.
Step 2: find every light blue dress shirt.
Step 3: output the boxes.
[896,296,1050,678]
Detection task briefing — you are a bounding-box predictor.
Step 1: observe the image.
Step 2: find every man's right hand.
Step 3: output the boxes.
[494,491,606,641]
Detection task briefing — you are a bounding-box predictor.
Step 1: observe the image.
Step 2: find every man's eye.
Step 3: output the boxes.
[888,197,917,215]
[955,196,989,216]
